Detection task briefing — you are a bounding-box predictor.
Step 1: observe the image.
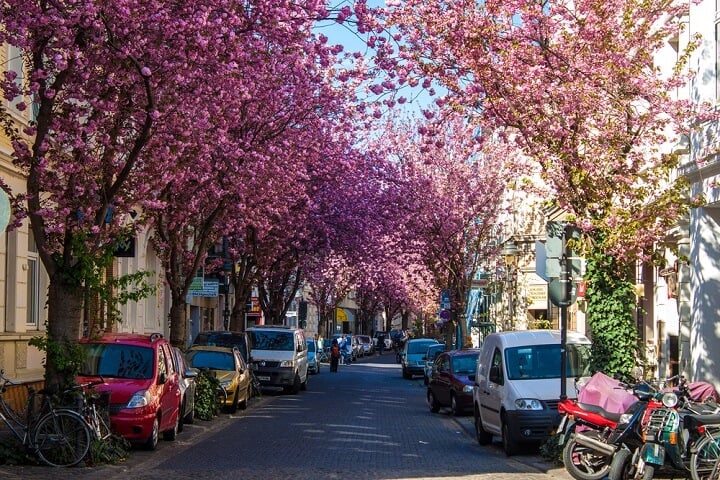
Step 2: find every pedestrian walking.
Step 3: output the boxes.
[330,339,340,372]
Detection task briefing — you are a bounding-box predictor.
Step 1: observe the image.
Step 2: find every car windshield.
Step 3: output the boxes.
[249,331,294,351]
[408,341,436,354]
[452,355,480,374]
[505,343,592,380]
[193,332,248,361]
[80,344,154,379]
[186,350,234,371]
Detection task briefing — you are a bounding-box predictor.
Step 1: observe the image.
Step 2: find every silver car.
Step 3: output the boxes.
[306,338,321,374]
[422,343,447,385]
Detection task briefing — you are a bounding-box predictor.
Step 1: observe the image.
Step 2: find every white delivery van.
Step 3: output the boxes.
[472,330,591,455]
[246,326,308,394]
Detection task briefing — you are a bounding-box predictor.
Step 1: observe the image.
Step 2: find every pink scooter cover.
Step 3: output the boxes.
[577,372,638,414]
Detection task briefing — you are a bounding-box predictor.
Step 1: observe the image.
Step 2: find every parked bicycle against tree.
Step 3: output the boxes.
[63,378,112,441]
[0,369,91,467]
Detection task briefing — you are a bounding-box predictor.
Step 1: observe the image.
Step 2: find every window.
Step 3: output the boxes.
[26,229,39,327]
[80,344,153,379]
[490,348,504,385]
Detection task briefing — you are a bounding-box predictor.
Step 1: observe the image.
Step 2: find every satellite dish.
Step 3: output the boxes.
[0,190,10,234]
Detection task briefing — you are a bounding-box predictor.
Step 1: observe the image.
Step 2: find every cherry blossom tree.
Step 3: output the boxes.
[369,0,708,373]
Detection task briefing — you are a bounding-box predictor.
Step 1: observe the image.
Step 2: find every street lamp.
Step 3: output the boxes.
[501,240,518,331]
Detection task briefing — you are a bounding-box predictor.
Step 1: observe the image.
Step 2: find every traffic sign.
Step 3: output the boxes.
[439,309,452,320]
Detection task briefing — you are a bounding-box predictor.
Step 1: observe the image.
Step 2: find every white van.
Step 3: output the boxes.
[246,326,308,394]
[472,330,591,455]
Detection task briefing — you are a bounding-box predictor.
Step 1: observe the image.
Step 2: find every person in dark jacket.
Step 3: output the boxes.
[330,339,340,373]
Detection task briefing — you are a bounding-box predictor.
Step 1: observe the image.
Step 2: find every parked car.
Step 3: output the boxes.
[356,335,374,356]
[185,345,251,413]
[422,343,447,385]
[427,349,481,416]
[401,338,440,379]
[172,347,197,431]
[77,332,182,450]
[373,331,392,351]
[247,326,308,393]
[473,330,592,455]
[307,338,321,374]
[351,335,364,358]
[192,330,251,363]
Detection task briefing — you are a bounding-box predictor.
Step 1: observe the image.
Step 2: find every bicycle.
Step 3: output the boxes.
[0,369,91,467]
[690,420,720,480]
[63,379,112,441]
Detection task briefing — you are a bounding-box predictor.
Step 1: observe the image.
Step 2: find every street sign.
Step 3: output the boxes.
[548,278,577,307]
[535,241,550,282]
[439,309,452,320]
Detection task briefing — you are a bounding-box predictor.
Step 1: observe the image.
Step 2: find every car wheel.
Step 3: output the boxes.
[163,408,179,441]
[228,387,240,413]
[144,416,159,450]
[427,390,441,413]
[239,385,250,410]
[502,417,518,456]
[287,372,301,394]
[450,393,460,416]
[474,410,493,445]
[184,401,195,425]
[178,399,186,433]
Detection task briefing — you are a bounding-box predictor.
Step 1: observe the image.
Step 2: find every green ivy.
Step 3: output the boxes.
[585,250,639,377]
[193,370,221,421]
[28,333,86,390]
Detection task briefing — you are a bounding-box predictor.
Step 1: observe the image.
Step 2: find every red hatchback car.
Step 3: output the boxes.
[77,332,182,450]
[427,349,481,416]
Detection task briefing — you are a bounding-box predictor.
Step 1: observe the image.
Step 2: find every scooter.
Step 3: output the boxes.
[558,372,648,480]
[618,378,720,480]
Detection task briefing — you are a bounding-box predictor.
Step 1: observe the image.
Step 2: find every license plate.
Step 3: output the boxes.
[257,376,270,382]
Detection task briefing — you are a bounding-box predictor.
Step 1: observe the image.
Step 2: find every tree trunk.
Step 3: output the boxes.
[169,295,188,347]
[45,278,84,389]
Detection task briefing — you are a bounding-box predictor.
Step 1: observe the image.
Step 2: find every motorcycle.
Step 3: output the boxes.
[558,372,651,480]
[609,377,720,480]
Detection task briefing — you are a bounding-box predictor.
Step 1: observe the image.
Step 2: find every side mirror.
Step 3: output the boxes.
[158,372,167,385]
[468,374,476,382]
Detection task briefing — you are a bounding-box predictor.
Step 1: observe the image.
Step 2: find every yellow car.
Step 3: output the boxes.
[185,345,251,413]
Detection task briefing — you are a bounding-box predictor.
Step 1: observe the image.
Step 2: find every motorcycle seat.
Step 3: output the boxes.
[577,402,623,422]
[684,413,720,430]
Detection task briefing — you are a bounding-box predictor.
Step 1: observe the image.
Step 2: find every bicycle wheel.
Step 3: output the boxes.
[33,409,91,467]
[692,434,720,480]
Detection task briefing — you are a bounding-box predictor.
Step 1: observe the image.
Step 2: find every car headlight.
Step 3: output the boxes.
[126,390,152,408]
[515,398,543,410]
[279,360,294,368]
[462,385,473,393]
